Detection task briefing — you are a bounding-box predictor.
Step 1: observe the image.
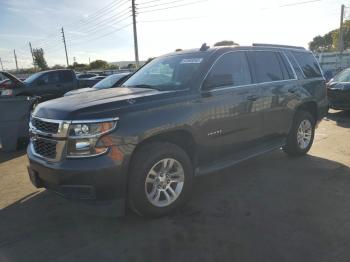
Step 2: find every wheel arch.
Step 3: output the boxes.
[130,129,197,167]
[296,101,318,121]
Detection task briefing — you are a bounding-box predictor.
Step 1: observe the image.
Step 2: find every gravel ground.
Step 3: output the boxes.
[0,110,350,262]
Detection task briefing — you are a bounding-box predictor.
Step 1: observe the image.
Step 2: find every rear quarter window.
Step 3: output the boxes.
[247,51,287,83]
[292,51,322,78]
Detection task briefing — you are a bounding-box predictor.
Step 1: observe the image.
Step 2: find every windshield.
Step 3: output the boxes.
[122,53,207,90]
[93,74,128,89]
[24,72,43,84]
[333,69,350,83]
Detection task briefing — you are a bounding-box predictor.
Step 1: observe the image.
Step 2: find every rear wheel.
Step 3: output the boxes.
[283,110,315,157]
[128,142,193,217]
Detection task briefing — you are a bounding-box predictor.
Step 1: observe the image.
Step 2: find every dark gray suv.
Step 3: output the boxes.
[27,44,328,217]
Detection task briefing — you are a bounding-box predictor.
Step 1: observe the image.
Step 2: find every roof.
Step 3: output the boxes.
[164,43,310,58]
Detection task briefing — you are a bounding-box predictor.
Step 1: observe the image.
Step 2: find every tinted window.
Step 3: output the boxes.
[278,53,295,79]
[292,51,322,78]
[37,72,59,85]
[60,71,73,83]
[204,52,252,89]
[285,51,304,79]
[247,51,284,83]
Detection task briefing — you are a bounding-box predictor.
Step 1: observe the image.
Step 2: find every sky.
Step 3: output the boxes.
[0,0,347,70]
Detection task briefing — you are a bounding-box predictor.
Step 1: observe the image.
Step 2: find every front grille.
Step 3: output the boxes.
[33,138,57,159]
[32,118,59,134]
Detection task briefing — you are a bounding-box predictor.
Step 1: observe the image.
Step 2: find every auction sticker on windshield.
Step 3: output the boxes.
[180,58,203,64]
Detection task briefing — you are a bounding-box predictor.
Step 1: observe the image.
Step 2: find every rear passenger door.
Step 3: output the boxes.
[247,50,298,140]
[197,51,264,163]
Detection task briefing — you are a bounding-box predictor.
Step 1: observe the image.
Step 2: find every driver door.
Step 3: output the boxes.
[196,51,264,164]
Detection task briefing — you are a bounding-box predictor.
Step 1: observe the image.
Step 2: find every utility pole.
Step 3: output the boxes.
[131,0,140,68]
[0,58,3,71]
[29,42,35,67]
[339,4,345,69]
[61,27,69,67]
[13,49,18,73]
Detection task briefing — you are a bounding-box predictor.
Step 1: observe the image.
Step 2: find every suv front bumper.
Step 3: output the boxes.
[27,145,132,203]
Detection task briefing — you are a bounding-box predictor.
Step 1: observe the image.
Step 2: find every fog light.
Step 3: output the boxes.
[75,140,90,151]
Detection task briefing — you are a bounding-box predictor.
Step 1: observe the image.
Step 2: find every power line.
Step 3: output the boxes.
[138,0,187,9]
[20,0,128,50]
[67,15,132,43]
[260,0,322,10]
[68,23,132,47]
[139,16,204,22]
[26,1,131,56]
[280,0,322,7]
[137,0,165,5]
[64,0,128,29]
[65,0,130,32]
[66,9,131,41]
[137,0,208,13]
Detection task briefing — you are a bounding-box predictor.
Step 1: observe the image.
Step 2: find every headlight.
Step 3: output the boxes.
[67,118,118,157]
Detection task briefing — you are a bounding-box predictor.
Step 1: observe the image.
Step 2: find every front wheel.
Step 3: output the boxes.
[283,110,315,157]
[128,142,193,217]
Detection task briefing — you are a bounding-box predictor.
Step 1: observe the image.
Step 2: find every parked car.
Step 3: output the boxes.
[64,73,131,96]
[76,73,97,79]
[327,68,350,110]
[27,44,328,217]
[0,69,79,101]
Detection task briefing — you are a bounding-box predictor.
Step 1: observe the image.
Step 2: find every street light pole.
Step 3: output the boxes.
[339,4,345,69]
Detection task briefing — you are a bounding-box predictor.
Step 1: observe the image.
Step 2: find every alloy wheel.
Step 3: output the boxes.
[144,158,185,207]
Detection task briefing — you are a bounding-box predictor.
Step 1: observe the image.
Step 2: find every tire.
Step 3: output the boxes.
[283,110,316,157]
[128,142,193,218]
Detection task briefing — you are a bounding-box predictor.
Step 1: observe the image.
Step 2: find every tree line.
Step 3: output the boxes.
[309,20,350,52]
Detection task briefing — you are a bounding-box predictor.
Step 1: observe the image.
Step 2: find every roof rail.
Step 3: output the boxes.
[252,43,305,50]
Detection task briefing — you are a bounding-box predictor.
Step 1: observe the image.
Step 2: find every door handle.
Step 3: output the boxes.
[247,95,258,101]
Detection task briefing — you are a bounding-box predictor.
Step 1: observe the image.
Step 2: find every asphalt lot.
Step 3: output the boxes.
[1,109,350,262]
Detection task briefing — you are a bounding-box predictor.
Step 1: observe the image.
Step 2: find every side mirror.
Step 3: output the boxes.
[202,74,234,90]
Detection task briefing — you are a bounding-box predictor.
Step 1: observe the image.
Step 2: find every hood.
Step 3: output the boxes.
[64,87,96,96]
[33,87,175,120]
[0,71,24,88]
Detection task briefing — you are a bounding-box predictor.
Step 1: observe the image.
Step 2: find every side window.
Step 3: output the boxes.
[48,72,59,84]
[247,51,284,83]
[37,74,49,85]
[285,51,305,79]
[278,53,295,79]
[60,71,73,83]
[204,52,252,89]
[292,51,322,78]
